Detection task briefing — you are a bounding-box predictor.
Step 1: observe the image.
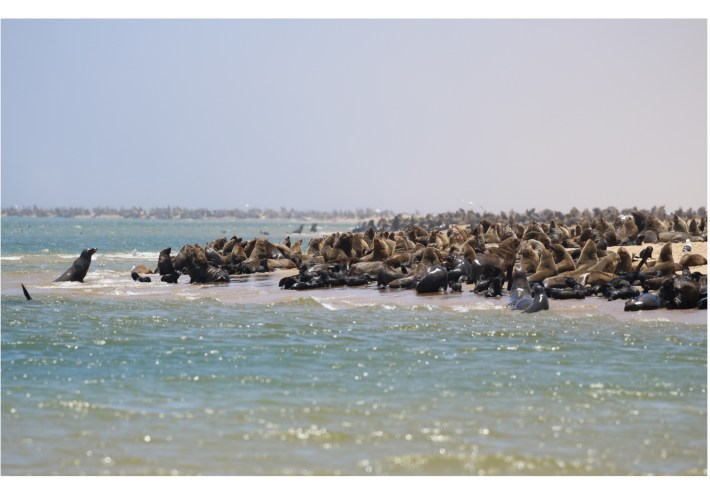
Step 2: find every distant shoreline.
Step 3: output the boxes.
[0,206,391,222]
[2,204,705,226]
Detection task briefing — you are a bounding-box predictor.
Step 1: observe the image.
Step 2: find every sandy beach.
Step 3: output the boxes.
[608,241,707,275]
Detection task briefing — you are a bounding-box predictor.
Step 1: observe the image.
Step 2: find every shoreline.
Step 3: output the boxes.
[4,268,706,326]
[2,204,705,224]
[3,207,706,323]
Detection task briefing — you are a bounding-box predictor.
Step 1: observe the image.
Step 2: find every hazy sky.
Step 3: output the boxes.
[1,19,706,214]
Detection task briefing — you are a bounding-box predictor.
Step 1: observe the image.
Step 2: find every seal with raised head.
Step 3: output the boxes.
[527,248,559,283]
[54,248,97,282]
[182,245,230,283]
[508,269,532,307]
[157,246,176,275]
[550,244,576,274]
[522,284,550,313]
[639,242,675,277]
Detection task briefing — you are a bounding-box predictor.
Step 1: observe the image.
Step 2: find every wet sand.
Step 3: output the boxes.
[6,265,706,326]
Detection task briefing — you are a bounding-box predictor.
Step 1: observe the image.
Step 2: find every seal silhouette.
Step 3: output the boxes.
[54,248,97,282]
[157,246,176,275]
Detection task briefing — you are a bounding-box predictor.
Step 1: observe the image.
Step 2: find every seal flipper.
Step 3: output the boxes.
[21,283,32,301]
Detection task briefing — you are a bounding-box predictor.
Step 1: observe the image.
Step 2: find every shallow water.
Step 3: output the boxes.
[1,217,707,475]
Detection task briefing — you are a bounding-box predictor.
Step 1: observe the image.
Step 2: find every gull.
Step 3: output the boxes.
[682,239,692,253]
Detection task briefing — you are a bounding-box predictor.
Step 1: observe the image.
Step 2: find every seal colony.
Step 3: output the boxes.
[52,206,708,313]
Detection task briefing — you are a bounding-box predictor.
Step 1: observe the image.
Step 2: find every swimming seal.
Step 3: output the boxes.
[54,248,97,282]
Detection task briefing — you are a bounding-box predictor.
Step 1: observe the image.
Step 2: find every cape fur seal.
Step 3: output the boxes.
[508,269,532,307]
[550,244,576,273]
[157,246,176,275]
[415,265,449,294]
[131,271,151,283]
[182,245,230,283]
[639,242,675,277]
[54,248,97,282]
[522,284,549,313]
[624,293,662,311]
[527,248,558,283]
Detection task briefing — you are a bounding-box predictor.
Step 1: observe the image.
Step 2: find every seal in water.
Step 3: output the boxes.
[161,272,181,284]
[54,248,97,282]
[522,284,550,313]
[508,269,532,307]
[131,271,152,283]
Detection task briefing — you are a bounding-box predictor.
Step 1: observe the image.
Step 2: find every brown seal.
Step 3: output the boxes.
[519,244,540,274]
[527,248,558,283]
[550,244,576,273]
[615,247,634,274]
[640,242,675,277]
[679,253,707,268]
[575,239,599,271]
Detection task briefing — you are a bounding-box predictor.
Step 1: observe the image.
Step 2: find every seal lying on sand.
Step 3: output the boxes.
[54,248,97,282]
[658,277,700,309]
[624,292,663,311]
[415,266,449,294]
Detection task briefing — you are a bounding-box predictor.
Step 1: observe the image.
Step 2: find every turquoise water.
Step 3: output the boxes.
[1,217,707,475]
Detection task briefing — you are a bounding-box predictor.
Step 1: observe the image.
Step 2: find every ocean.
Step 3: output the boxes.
[1,217,707,476]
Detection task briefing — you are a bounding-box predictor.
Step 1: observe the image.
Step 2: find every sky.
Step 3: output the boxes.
[1,14,707,215]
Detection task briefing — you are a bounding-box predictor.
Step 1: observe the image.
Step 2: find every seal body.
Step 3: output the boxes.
[624,293,663,311]
[157,247,176,275]
[659,277,700,309]
[523,284,550,313]
[54,248,97,282]
[415,266,448,294]
[131,271,151,283]
[511,289,534,310]
[508,270,532,307]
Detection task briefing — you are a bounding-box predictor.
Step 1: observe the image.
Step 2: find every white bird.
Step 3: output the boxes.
[683,239,692,253]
